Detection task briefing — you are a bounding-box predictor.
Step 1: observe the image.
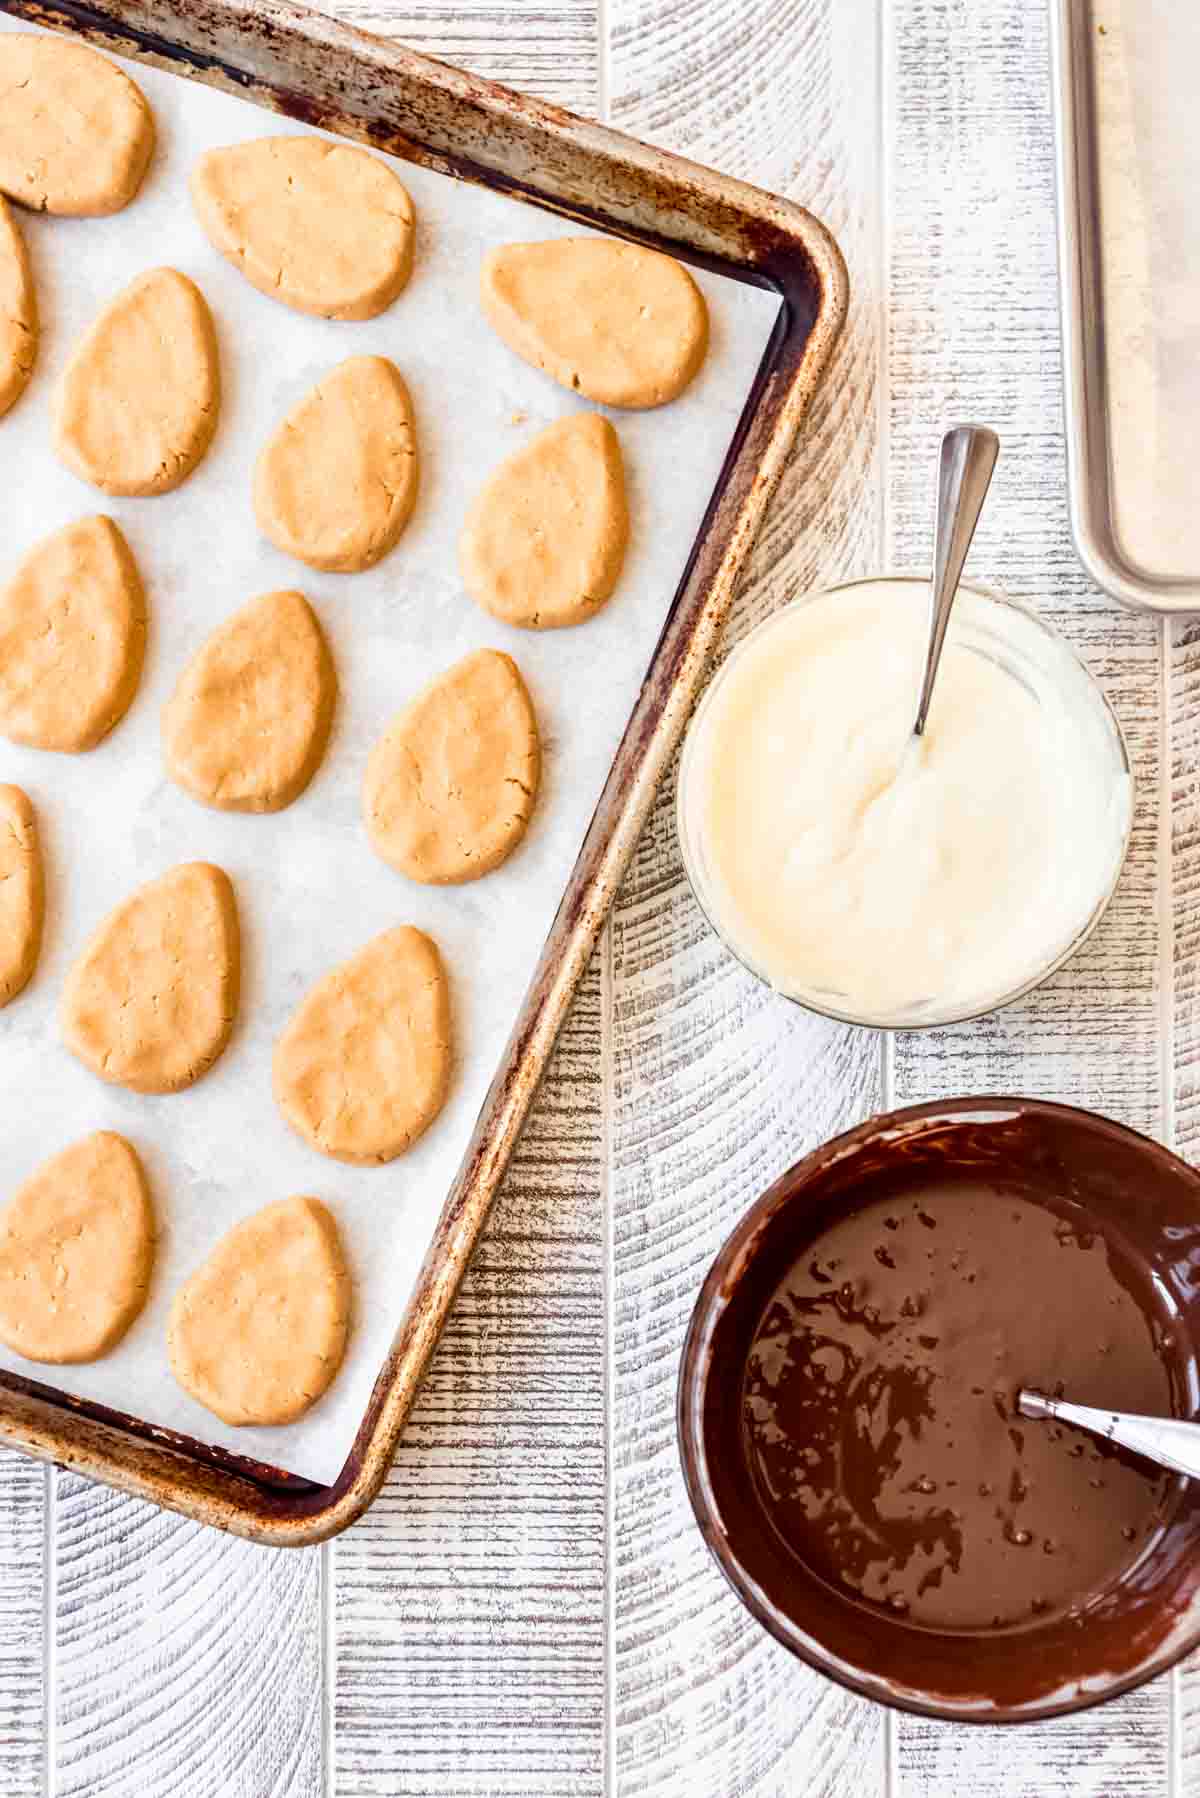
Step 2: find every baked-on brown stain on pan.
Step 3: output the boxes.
[679,1100,1200,1722]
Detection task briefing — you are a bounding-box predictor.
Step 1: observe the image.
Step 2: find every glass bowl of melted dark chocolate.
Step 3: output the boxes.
[678,1098,1200,1721]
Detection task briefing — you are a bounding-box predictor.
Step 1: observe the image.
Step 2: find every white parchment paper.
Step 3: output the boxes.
[0,14,780,1482]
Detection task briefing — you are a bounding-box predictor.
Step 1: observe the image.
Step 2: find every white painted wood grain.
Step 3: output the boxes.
[1171,616,1200,1166]
[606,2,889,1792]
[335,968,606,1797]
[884,1,1177,1793]
[0,1454,43,1798]
[1170,601,1200,1786]
[324,0,601,112]
[895,1683,1170,1798]
[52,1471,323,1798]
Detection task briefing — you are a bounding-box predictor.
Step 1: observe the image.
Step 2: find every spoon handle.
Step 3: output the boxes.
[912,424,1000,736]
[1018,1389,1200,1481]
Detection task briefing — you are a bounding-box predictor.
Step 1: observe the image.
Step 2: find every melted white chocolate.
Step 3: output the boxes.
[681,581,1131,1024]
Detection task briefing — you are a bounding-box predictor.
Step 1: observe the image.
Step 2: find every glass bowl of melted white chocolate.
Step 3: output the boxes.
[677,576,1133,1029]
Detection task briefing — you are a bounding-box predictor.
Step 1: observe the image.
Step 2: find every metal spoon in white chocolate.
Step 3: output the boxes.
[911,423,1000,737]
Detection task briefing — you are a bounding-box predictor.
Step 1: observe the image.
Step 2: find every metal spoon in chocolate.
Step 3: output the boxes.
[911,423,1001,737]
[1018,1388,1200,1481]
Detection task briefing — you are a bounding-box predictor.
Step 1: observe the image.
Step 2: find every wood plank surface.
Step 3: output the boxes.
[52,1473,323,1798]
[1172,616,1200,1166]
[1170,569,1200,1785]
[607,3,887,1791]
[892,0,1165,1136]
[326,0,601,111]
[885,2,1178,1794]
[334,973,606,1796]
[0,1456,43,1798]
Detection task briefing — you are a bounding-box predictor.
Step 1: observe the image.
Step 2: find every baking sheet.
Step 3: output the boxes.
[0,15,779,1482]
[1087,1,1200,581]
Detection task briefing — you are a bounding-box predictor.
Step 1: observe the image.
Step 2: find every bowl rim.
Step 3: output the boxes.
[675,573,1135,1031]
[676,1094,1200,1724]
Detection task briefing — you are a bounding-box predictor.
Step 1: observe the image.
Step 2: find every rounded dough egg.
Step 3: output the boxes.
[0,785,42,1007]
[0,1132,154,1365]
[0,515,146,753]
[363,649,540,883]
[0,35,154,216]
[480,237,708,408]
[0,196,36,419]
[53,268,219,497]
[254,355,417,573]
[192,136,414,320]
[61,862,240,1095]
[273,926,451,1165]
[163,589,335,812]
[168,1196,350,1427]
[459,412,628,629]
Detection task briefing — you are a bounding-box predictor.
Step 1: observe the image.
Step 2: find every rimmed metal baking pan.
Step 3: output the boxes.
[0,0,846,1542]
[1050,0,1200,613]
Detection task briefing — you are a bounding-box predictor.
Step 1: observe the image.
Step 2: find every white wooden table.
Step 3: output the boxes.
[2,0,1197,1792]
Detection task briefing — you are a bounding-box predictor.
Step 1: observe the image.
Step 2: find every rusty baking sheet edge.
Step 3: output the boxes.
[0,0,847,1542]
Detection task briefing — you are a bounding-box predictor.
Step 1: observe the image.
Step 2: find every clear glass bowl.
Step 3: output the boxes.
[675,575,1134,1030]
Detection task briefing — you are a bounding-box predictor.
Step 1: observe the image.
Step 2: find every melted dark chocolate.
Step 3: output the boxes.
[681,1103,1200,1714]
[743,1183,1175,1631]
